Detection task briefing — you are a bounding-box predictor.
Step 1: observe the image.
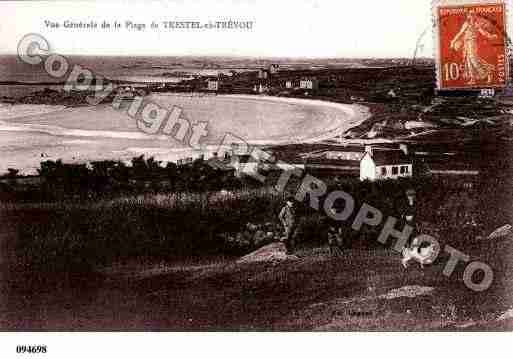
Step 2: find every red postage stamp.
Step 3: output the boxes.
[434,0,510,90]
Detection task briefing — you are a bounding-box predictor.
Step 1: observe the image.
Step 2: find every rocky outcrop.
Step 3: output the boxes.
[237,242,298,264]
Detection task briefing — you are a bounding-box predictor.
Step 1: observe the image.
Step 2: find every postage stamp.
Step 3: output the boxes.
[433,0,510,90]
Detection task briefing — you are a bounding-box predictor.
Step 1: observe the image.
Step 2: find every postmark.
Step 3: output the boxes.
[433,0,510,90]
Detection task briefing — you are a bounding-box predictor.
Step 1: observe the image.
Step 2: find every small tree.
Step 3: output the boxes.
[6,168,19,178]
[3,168,20,186]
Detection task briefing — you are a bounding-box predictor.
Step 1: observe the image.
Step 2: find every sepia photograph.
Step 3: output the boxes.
[0,0,512,355]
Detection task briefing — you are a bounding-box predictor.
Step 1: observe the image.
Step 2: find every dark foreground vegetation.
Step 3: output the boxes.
[0,155,247,203]
[1,163,512,330]
[1,147,511,273]
[0,139,511,330]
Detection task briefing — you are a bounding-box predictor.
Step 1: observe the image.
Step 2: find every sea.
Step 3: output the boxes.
[0,54,371,97]
[0,55,365,175]
[0,54,247,98]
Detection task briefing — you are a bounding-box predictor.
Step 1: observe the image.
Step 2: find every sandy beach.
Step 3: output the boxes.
[0,94,370,175]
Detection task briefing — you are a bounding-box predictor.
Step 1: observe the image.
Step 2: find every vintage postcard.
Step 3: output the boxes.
[0,0,512,357]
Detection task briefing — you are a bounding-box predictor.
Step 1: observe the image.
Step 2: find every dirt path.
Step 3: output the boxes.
[1,231,512,330]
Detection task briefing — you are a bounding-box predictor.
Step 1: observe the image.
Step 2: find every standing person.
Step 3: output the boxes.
[279,197,297,255]
[327,224,344,257]
[402,188,417,248]
[325,198,346,256]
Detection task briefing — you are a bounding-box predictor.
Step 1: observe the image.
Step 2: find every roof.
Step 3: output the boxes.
[370,149,411,166]
[306,158,360,167]
[234,154,255,164]
[206,158,236,172]
[302,147,365,158]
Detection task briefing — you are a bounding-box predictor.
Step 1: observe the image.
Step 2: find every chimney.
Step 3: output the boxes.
[231,143,239,156]
[365,145,373,156]
[399,144,408,155]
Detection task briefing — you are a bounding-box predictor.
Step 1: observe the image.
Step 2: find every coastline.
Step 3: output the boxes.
[0,95,370,175]
[218,94,371,144]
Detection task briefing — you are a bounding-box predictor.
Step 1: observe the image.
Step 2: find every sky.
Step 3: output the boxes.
[0,0,484,58]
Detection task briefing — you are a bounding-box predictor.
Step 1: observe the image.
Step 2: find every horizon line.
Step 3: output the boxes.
[0,52,436,60]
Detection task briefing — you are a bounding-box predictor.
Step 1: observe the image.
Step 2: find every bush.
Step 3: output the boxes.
[4,156,511,275]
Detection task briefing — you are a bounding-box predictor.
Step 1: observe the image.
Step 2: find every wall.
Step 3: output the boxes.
[359,154,376,181]
[375,164,413,180]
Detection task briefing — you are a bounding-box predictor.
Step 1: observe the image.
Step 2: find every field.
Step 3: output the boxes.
[1,165,512,330]
[1,221,512,330]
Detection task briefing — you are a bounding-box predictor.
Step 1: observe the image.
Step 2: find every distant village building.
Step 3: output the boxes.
[300,145,365,173]
[176,157,194,166]
[269,64,280,74]
[299,78,319,91]
[303,147,364,161]
[207,79,219,92]
[479,89,495,98]
[230,154,258,178]
[324,150,364,161]
[258,69,270,80]
[254,82,269,94]
[285,80,300,89]
[114,86,137,100]
[360,145,412,181]
[205,153,236,176]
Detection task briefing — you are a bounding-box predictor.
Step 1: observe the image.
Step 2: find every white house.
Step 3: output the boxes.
[229,154,264,178]
[285,80,300,89]
[207,79,219,91]
[299,78,319,91]
[360,145,412,181]
[254,82,269,94]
